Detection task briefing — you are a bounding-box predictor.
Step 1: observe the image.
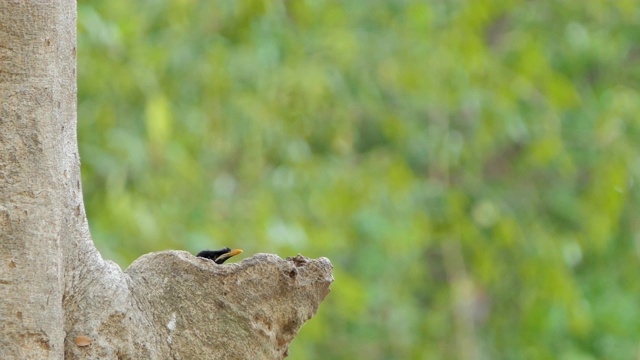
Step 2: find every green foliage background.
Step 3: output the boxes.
[77,1,640,359]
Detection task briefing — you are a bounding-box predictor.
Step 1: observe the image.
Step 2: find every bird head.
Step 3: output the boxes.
[196,247,243,264]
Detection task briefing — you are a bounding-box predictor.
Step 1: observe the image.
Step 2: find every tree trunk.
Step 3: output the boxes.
[0,2,333,359]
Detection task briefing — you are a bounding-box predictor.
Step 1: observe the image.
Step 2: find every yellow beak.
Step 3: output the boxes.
[216,249,243,262]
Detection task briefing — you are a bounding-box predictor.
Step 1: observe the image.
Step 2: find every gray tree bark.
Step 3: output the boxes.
[0,2,333,359]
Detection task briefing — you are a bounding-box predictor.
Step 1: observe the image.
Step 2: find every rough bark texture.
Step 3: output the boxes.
[0,2,333,359]
[127,252,332,360]
[63,252,333,359]
[1,1,77,359]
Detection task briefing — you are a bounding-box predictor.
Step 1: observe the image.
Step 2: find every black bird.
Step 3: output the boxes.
[196,247,243,264]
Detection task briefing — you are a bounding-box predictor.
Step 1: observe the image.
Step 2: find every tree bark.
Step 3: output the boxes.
[1,1,77,358]
[0,2,333,359]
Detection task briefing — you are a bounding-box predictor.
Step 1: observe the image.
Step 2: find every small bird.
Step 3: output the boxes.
[196,247,243,264]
